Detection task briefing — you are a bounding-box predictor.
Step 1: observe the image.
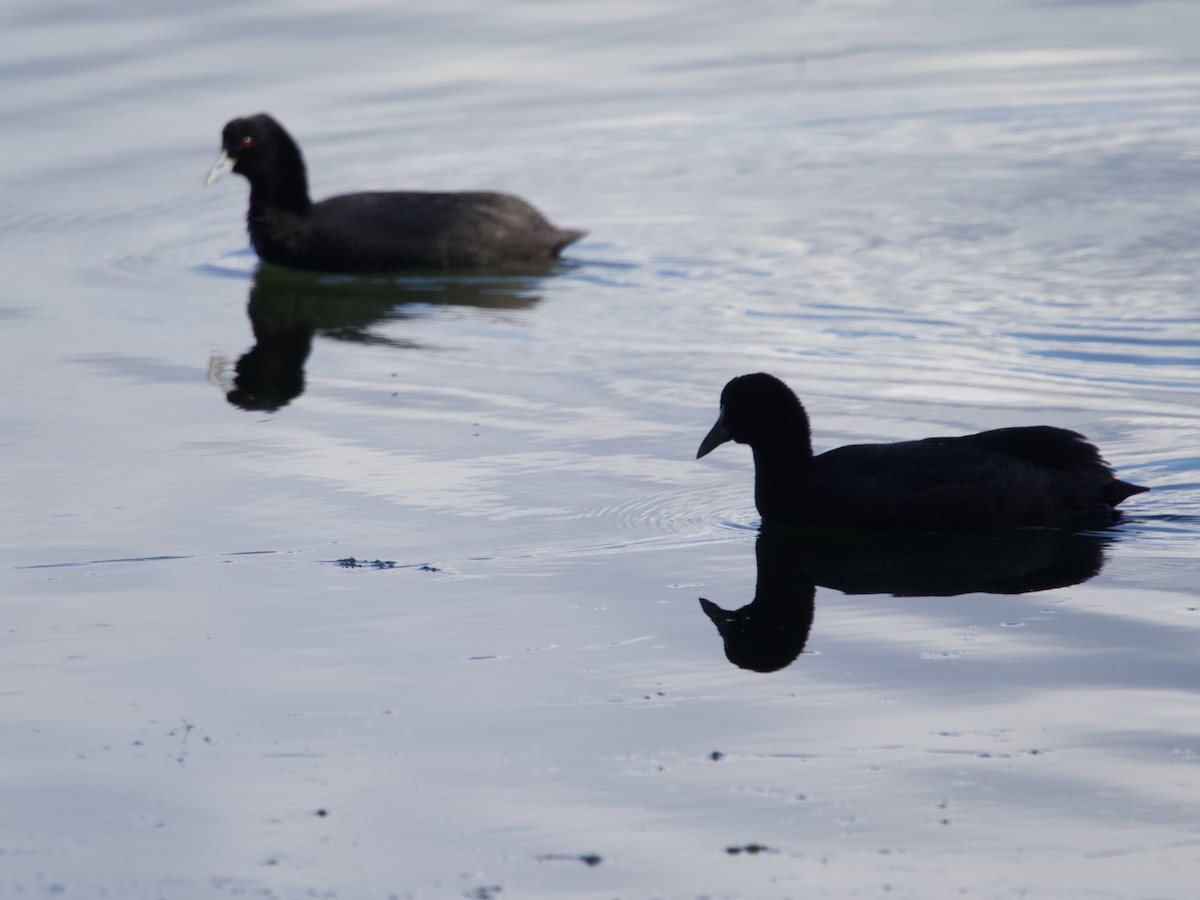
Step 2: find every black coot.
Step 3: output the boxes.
[697,373,1149,531]
[206,113,586,273]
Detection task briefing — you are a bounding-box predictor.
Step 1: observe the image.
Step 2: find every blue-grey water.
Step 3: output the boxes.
[2,1,1199,897]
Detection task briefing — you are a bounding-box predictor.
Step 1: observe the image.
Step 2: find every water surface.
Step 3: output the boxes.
[2,1,1199,897]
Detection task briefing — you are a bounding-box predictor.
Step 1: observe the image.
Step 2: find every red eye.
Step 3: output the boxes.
[240,136,253,148]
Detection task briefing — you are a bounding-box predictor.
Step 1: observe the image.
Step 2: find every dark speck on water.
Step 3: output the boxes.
[335,557,398,569]
[726,844,775,856]
[534,853,603,866]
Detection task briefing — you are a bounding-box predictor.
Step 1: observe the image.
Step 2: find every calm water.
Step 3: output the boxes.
[3,1,1199,897]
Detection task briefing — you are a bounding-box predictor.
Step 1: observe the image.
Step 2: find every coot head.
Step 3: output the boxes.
[205,114,308,203]
[697,372,812,459]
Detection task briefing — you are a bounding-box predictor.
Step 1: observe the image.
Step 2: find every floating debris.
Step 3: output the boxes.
[535,853,603,867]
[726,843,774,855]
[334,557,397,569]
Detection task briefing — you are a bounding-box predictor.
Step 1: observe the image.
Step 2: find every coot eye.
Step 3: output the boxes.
[240,135,253,149]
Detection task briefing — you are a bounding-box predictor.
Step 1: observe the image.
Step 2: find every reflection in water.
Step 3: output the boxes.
[701,525,1111,673]
[211,263,562,411]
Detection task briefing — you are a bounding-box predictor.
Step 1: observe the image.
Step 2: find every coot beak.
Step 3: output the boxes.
[699,597,734,627]
[697,407,732,459]
[204,149,235,187]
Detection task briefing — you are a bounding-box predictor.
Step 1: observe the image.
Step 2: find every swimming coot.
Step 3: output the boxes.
[205,113,586,273]
[697,373,1149,531]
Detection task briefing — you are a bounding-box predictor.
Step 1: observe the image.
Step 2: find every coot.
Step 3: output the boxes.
[206,113,586,273]
[697,373,1148,531]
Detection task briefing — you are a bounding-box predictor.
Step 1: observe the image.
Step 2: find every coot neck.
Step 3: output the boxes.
[750,431,812,525]
[247,147,312,217]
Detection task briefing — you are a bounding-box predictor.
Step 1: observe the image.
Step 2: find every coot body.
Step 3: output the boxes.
[697,373,1148,531]
[206,114,585,273]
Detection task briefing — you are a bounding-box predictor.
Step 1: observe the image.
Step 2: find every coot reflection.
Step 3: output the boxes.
[212,265,553,411]
[700,525,1110,673]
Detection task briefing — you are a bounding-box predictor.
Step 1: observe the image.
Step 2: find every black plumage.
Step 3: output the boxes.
[697,373,1148,531]
[206,113,585,273]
